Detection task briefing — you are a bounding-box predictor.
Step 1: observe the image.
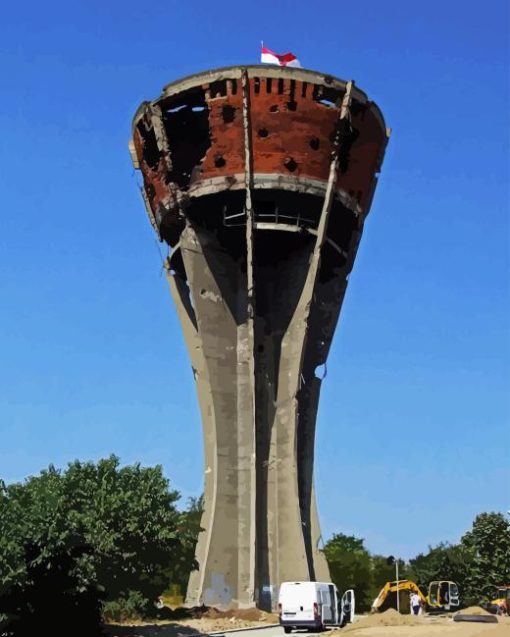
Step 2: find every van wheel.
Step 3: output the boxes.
[284,627,292,633]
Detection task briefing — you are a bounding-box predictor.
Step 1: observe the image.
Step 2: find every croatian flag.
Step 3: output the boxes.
[260,45,301,68]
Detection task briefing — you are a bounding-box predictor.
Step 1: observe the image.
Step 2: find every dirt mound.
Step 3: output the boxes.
[170,605,277,622]
[455,605,492,616]
[228,608,278,622]
[341,609,422,632]
[185,605,211,618]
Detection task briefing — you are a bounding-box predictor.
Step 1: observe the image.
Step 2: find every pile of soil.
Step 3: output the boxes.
[107,605,279,633]
[182,606,277,622]
[201,607,277,622]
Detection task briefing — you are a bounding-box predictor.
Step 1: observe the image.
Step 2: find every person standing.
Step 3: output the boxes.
[410,592,422,616]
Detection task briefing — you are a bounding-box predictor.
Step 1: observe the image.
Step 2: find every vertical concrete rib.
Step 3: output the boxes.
[166,257,217,605]
[238,67,257,606]
[175,224,254,607]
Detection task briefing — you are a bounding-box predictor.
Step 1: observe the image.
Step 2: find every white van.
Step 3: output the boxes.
[278,581,355,632]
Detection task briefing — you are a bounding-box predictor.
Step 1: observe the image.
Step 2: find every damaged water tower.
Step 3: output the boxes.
[130,65,389,610]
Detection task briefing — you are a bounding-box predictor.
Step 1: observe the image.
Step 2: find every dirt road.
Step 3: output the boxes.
[106,616,510,637]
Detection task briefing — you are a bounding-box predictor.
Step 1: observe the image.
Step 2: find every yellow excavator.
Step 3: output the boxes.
[372,579,460,613]
[480,585,510,615]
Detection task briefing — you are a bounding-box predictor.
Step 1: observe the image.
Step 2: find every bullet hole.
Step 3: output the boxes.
[286,101,297,111]
[301,82,308,98]
[254,77,261,94]
[222,105,236,123]
[215,155,226,168]
[266,78,273,94]
[278,78,284,94]
[269,105,279,113]
[258,128,269,138]
[284,157,298,172]
[314,363,327,380]
[309,137,320,150]
[200,288,220,302]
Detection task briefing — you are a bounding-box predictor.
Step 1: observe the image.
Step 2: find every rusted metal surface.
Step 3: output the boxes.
[130,65,389,611]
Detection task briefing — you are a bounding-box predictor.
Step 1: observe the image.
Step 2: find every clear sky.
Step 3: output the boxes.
[1,0,509,560]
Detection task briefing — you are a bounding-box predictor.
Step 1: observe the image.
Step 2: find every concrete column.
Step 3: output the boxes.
[175,224,256,608]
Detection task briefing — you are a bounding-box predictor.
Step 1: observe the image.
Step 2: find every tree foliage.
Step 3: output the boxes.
[1,451,508,631]
[323,533,372,612]
[167,495,204,596]
[405,513,510,606]
[323,534,411,612]
[0,456,188,633]
[460,512,510,604]
[324,512,510,611]
[408,543,471,599]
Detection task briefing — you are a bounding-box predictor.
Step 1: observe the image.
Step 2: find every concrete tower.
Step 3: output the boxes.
[130,65,389,610]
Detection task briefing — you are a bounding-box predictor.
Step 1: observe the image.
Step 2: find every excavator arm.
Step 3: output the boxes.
[372,580,427,611]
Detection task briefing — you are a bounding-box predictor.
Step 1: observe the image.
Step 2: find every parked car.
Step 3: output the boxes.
[278,581,355,632]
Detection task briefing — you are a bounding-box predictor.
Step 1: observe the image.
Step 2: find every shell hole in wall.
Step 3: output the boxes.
[284,158,298,172]
[222,105,236,123]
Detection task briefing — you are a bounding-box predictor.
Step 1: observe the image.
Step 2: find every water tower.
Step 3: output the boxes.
[130,65,389,609]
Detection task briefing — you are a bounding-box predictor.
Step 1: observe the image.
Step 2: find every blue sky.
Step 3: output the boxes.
[1,0,508,560]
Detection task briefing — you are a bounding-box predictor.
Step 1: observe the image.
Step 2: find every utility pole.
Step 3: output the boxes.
[387,555,400,613]
[395,559,400,613]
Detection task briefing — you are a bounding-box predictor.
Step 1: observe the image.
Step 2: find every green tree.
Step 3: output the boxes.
[0,456,185,632]
[405,513,510,606]
[407,543,472,603]
[168,495,204,596]
[323,534,372,612]
[460,512,510,604]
